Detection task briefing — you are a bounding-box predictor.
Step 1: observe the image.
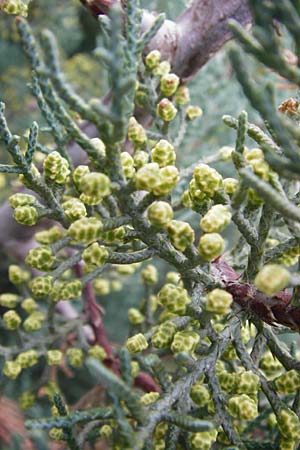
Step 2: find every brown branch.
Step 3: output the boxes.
[82,0,252,81]
[172,0,252,80]
[80,0,114,17]
[74,262,120,374]
[134,372,161,393]
[213,257,300,331]
[75,263,161,391]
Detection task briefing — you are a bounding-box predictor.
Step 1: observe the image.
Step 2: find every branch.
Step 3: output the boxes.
[172,0,252,80]
[82,0,253,80]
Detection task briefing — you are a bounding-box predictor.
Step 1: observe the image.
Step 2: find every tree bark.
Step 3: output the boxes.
[82,0,252,80]
[173,0,252,80]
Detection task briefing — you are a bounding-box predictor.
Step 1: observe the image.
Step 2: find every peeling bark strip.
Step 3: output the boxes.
[82,0,252,80]
[213,258,300,331]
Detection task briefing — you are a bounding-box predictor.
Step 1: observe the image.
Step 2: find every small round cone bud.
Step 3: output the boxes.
[131,361,140,378]
[151,321,177,348]
[218,146,234,161]
[9,193,35,208]
[62,198,87,222]
[126,333,148,353]
[174,85,190,105]
[128,308,144,324]
[223,178,239,195]
[133,150,149,168]
[16,350,39,369]
[254,264,290,296]
[0,293,18,308]
[244,147,264,162]
[50,280,82,302]
[188,179,209,208]
[236,371,260,395]
[135,163,161,191]
[186,105,203,121]
[141,264,158,285]
[73,165,90,187]
[93,279,110,295]
[190,382,210,407]
[2,0,28,16]
[49,428,64,441]
[228,394,258,421]
[259,351,282,378]
[151,139,176,167]
[9,265,30,285]
[68,217,103,244]
[218,371,237,393]
[157,98,177,122]
[165,271,181,284]
[3,310,21,330]
[158,284,191,315]
[30,276,53,298]
[116,264,137,275]
[99,424,113,438]
[189,430,218,450]
[193,164,223,197]
[101,226,125,243]
[153,61,171,76]
[128,117,147,145]
[14,205,38,226]
[153,166,179,196]
[88,345,107,361]
[46,350,63,366]
[198,233,225,261]
[90,138,106,157]
[25,246,55,271]
[166,220,195,252]
[23,314,43,332]
[171,330,200,354]
[274,370,300,394]
[66,348,84,368]
[277,408,300,441]
[200,205,231,233]
[43,151,70,184]
[21,298,37,313]
[80,172,111,198]
[82,243,109,267]
[79,193,103,206]
[148,201,173,227]
[145,50,161,69]
[248,188,264,206]
[205,289,233,315]
[121,152,135,179]
[140,392,160,406]
[35,226,63,244]
[3,360,22,379]
[19,392,35,410]
[160,73,180,97]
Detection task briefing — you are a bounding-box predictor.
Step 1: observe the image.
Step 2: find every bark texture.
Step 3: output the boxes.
[82,0,252,80]
[173,0,252,80]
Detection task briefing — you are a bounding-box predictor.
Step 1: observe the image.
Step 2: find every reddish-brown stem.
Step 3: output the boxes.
[134,372,161,393]
[80,0,117,16]
[74,262,120,374]
[212,257,300,331]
